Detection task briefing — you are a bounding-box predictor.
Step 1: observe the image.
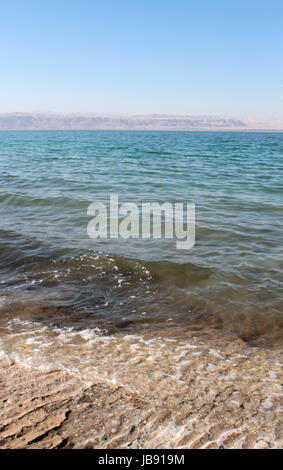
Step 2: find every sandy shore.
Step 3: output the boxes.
[0,335,282,449]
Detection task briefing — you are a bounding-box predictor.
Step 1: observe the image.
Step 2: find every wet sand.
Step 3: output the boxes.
[0,333,282,449]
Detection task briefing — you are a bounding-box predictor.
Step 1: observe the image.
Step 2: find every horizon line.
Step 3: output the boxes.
[0,112,282,132]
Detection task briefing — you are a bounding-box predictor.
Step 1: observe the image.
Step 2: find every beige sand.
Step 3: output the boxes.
[0,335,282,449]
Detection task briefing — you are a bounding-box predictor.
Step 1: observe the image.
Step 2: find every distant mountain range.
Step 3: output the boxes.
[0,113,282,131]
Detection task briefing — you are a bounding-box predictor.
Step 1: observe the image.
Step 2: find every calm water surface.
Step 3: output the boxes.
[0,131,282,354]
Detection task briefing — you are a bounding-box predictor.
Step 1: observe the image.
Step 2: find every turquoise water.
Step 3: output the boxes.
[0,131,282,347]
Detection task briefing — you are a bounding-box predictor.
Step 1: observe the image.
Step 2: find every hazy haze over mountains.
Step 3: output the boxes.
[0,113,282,131]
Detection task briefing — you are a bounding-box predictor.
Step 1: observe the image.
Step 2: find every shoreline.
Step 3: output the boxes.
[0,333,282,449]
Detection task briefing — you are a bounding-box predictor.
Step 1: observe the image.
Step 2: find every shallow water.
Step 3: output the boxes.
[0,130,282,360]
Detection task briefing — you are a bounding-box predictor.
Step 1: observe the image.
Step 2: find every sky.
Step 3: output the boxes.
[0,0,282,118]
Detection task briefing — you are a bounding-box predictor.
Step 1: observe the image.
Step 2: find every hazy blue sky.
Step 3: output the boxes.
[0,0,282,118]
